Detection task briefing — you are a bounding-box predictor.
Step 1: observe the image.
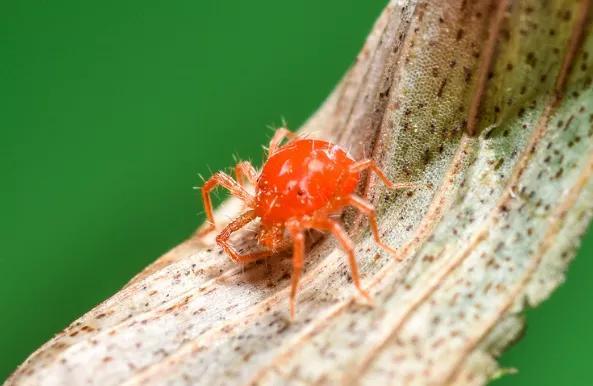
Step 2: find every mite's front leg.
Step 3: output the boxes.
[234,161,259,188]
[215,210,271,263]
[198,172,254,236]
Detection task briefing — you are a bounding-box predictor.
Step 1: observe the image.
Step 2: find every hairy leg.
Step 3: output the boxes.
[309,218,371,302]
[347,194,400,260]
[198,172,254,236]
[349,159,418,190]
[268,127,296,157]
[286,221,305,319]
[216,210,270,263]
[234,161,259,188]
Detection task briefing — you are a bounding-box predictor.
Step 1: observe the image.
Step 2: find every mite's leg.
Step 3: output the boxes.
[234,161,259,188]
[349,159,418,190]
[216,210,271,263]
[268,127,296,157]
[310,218,371,302]
[198,172,254,236]
[286,222,305,319]
[347,194,400,260]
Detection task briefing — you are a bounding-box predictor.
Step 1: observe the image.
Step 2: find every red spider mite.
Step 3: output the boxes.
[198,128,416,318]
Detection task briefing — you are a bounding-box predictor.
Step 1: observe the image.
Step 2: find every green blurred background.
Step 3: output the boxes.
[1,0,592,383]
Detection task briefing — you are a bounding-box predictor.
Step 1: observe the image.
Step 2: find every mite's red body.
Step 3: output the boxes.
[199,128,412,317]
[256,139,359,223]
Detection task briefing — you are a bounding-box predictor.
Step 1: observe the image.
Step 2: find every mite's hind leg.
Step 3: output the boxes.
[286,221,305,319]
[349,159,418,190]
[198,172,254,237]
[216,210,271,264]
[310,218,371,302]
[268,127,296,156]
[234,161,258,188]
[347,194,400,260]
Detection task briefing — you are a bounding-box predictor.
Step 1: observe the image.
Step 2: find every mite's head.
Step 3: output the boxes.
[257,223,285,251]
